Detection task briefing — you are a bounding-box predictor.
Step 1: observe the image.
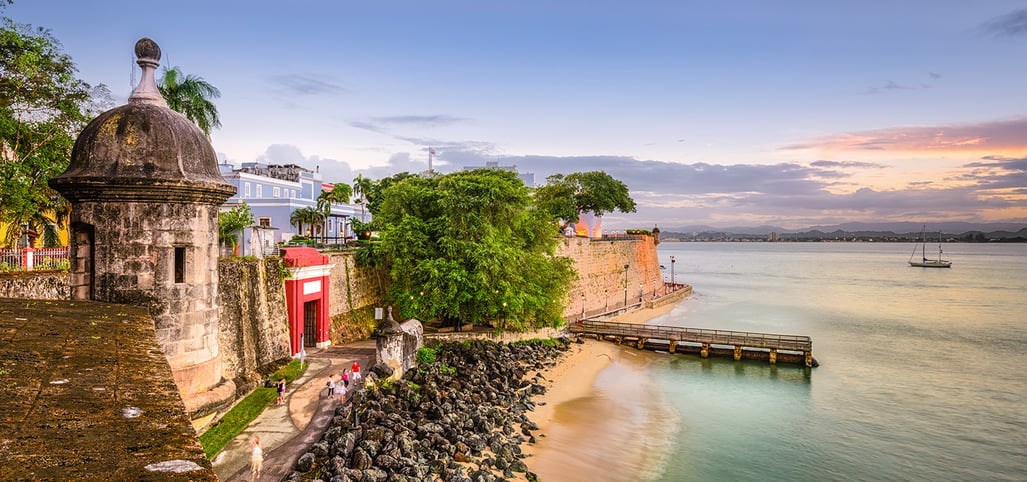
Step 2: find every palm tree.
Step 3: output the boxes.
[352,174,373,223]
[157,66,221,136]
[290,207,323,240]
[317,185,352,243]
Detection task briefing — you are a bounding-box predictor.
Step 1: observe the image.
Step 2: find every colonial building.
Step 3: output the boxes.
[219,162,358,255]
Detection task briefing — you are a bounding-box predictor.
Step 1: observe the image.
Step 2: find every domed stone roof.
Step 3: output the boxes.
[49,38,235,204]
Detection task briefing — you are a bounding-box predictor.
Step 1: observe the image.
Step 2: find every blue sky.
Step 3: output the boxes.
[6,1,1027,229]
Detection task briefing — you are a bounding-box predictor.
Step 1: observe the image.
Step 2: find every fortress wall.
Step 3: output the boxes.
[326,252,389,343]
[0,270,70,300]
[557,236,663,320]
[217,257,291,381]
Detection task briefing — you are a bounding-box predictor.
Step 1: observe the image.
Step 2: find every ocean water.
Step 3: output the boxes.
[564,242,1027,481]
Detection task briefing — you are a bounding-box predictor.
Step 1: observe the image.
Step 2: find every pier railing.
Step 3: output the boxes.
[569,319,812,353]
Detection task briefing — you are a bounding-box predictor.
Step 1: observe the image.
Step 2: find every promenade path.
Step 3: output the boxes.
[212,340,375,482]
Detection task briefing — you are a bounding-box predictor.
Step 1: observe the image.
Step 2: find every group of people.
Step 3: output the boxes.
[326,360,362,402]
[249,359,363,480]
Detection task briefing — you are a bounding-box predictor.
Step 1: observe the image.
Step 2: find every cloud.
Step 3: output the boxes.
[981,8,1027,37]
[269,75,345,96]
[234,145,1027,230]
[780,117,1027,154]
[368,115,469,128]
[810,160,887,169]
[252,144,354,184]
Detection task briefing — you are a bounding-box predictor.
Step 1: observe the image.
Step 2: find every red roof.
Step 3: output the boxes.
[281,247,329,267]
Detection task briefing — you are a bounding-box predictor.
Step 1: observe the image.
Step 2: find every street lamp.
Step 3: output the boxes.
[623,264,629,307]
[639,282,643,303]
[580,293,585,319]
[604,289,609,311]
[670,256,676,288]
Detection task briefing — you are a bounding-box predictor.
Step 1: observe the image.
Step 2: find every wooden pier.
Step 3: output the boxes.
[569,319,817,367]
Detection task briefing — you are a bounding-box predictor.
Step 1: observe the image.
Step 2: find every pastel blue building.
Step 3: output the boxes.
[219,162,358,255]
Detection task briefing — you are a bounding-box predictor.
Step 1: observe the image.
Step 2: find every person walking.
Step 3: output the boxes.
[336,373,347,402]
[250,436,263,480]
[276,378,286,405]
[341,369,350,389]
[351,360,361,385]
[326,374,336,400]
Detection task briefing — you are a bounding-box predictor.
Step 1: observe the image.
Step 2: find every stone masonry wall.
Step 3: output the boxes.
[217,257,291,381]
[326,252,389,342]
[0,271,70,300]
[557,236,662,320]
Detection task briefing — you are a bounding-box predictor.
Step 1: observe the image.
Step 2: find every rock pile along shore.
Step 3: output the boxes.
[286,338,571,482]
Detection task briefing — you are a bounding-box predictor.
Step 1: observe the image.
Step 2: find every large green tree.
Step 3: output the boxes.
[0,19,110,247]
[534,171,637,229]
[377,169,576,330]
[157,66,221,137]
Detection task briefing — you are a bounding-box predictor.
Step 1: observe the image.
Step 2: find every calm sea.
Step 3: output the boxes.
[583,242,1026,481]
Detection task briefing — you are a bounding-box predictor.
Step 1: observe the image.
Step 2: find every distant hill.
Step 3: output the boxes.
[665,222,1027,236]
[659,223,1027,242]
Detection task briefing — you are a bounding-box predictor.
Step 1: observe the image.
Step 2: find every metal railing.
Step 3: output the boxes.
[0,247,70,272]
[570,319,812,352]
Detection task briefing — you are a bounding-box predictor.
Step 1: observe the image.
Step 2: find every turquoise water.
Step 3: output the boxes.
[640,243,1027,481]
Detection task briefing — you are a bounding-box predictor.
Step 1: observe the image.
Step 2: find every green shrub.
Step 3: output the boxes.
[416,346,437,364]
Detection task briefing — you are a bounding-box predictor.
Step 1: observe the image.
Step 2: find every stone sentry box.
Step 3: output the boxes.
[49,39,237,410]
[375,307,423,380]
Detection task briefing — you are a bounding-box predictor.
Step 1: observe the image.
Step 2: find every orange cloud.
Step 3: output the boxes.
[781,117,1027,157]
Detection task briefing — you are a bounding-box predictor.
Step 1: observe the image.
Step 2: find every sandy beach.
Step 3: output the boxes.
[522,301,682,481]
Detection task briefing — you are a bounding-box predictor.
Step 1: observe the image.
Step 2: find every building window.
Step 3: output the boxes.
[292,190,297,198]
[244,182,251,197]
[273,186,280,198]
[256,185,263,197]
[174,247,186,283]
[258,217,271,227]
[328,219,333,231]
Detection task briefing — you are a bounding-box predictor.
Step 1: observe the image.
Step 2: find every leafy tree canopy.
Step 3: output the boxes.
[218,202,254,252]
[377,169,576,331]
[365,171,415,217]
[534,171,636,226]
[0,18,111,247]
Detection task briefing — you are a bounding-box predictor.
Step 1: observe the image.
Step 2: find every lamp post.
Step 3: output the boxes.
[580,293,585,320]
[604,289,609,312]
[639,282,643,303]
[670,256,676,289]
[623,264,629,307]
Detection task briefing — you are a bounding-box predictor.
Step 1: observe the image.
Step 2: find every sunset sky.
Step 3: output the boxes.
[6,1,1027,229]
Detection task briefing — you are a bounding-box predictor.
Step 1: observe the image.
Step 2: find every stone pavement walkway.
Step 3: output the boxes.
[212,340,376,481]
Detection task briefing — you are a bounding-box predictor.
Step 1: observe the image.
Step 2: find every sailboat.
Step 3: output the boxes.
[908,225,952,268]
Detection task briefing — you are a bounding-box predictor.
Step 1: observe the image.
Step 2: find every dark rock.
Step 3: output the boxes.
[369,362,394,379]
[350,447,373,470]
[295,452,316,472]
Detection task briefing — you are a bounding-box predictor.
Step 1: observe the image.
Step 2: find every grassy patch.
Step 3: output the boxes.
[199,359,307,458]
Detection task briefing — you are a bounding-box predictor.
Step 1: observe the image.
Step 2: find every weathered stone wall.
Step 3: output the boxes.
[217,257,291,382]
[326,252,389,343]
[557,236,662,320]
[0,271,70,300]
[67,201,225,401]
